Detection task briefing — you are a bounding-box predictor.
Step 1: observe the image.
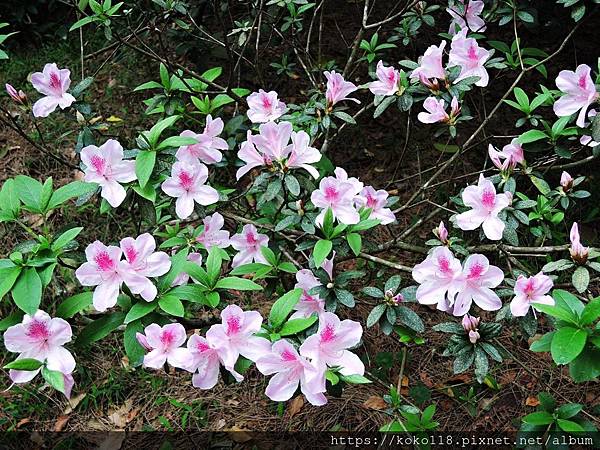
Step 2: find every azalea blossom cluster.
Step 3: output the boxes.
[413,239,555,318]
[135,306,364,406]
[75,233,171,311]
[312,167,396,226]
[3,311,76,398]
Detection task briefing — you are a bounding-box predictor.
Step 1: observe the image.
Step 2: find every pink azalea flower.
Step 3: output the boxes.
[205,305,271,373]
[311,176,361,226]
[185,333,243,389]
[461,314,480,343]
[252,121,293,161]
[448,29,490,87]
[488,140,525,171]
[411,41,447,81]
[30,63,76,117]
[356,186,396,225]
[161,161,219,219]
[285,130,322,179]
[171,252,203,287]
[3,310,75,393]
[230,224,269,267]
[291,269,326,319]
[6,83,27,105]
[119,233,171,301]
[560,171,574,191]
[196,212,230,250]
[175,115,228,165]
[236,131,271,180]
[75,241,124,312]
[553,64,598,127]
[368,61,400,96]
[324,70,360,106]
[447,0,486,34]
[247,89,286,123]
[510,272,554,317]
[434,221,449,244]
[455,174,511,241]
[334,167,364,194]
[80,139,137,208]
[256,340,327,405]
[449,254,503,316]
[412,246,462,310]
[569,222,589,263]
[417,97,450,124]
[299,312,364,376]
[138,323,189,369]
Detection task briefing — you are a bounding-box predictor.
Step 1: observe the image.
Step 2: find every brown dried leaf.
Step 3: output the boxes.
[54,415,70,432]
[227,426,253,443]
[525,396,540,407]
[108,399,133,429]
[288,396,304,417]
[363,396,387,410]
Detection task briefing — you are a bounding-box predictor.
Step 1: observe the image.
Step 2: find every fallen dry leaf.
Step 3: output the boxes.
[63,392,86,415]
[363,396,388,410]
[108,399,133,429]
[97,433,125,450]
[227,425,253,443]
[287,396,304,417]
[16,418,30,429]
[525,396,540,407]
[54,415,70,432]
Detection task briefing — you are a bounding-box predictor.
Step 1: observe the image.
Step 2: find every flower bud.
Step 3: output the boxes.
[5,83,27,105]
[560,171,573,192]
[434,221,448,244]
[569,222,589,264]
[136,332,152,351]
[461,314,480,333]
[418,72,439,92]
[468,330,480,344]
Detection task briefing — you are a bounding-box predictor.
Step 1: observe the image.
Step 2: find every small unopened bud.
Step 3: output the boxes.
[434,221,448,244]
[136,332,152,351]
[326,282,334,289]
[76,111,86,124]
[5,83,27,105]
[461,314,480,333]
[384,289,404,306]
[560,171,574,192]
[468,330,480,344]
[418,73,439,92]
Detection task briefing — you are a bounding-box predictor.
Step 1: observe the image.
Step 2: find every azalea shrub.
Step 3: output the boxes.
[1,0,600,431]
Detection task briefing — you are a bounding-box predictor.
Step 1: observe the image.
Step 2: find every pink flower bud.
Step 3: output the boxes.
[136,332,152,351]
[560,171,573,191]
[569,222,589,264]
[5,83,27,105]
[434,221,448,244]
[461,314,480,333]
[391,293,404,305]
[468,330,480,344]
[450,96,461,118]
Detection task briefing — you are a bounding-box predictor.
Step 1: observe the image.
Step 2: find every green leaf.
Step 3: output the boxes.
[453,349,475,373]
[41,366,66,395]
[396,306,424,332]
[158,248,189,291]
[474,347,489,383]
[580,297,600,325]
[51,227,84,252]
[135,151,156,189]
[551,327,587,365]
[69,15,97,31]
[339,374,371,384]
[557,419,585,433]
[269,288,302,329]
[569,346,600,382]
[572,266,590,293]
[3,358,43,371]
[312,239,332,267]
[76,312,126,346]
[556,403,583,419]
[532,303,578,324]
[158,295,184,317]
[0,266,21,299]
[215,277,262,291]
[367,304,387,327]
[346,233,362,256]
[205,291,220,307]
[125,301,156,323]
[124,320,145,366]
[147,115,180,146]
[529,332,554,352]
[523,411,554,425]
[0,178,21,216]
[70,76,94,98]
[156,136,198,150]
[39,178,53,212]
[529,176,551,195]
[279,316,318,336]
[14,175,42,212]
[12,267,42,315]
[206,247,222,283]
[284,175,300,196]
[56,292,92,318]
[518,130,548,144]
